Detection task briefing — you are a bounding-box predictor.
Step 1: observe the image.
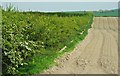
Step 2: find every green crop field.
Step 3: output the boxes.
[2,6,93,75]
[93,9,119,17]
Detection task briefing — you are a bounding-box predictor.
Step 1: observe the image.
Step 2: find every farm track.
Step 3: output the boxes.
[42,17,118,74]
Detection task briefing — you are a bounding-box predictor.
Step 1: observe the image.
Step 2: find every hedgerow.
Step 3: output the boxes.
[2,7,93,75]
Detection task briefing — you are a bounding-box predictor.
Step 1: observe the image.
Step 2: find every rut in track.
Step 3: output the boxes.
[42,17,118,74]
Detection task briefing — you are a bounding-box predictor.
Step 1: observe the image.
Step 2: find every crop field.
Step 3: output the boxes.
[2,8,93,75]
[94,9,119,17]
[1,4,119,75]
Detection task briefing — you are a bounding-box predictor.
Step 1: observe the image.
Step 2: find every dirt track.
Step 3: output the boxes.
[42,17,118,74]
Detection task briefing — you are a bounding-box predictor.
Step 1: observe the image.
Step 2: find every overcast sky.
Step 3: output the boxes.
[2,2,118,12]
[1,0,119,2]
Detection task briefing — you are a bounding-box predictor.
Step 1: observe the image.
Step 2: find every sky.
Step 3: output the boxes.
[2,2,118,12]
[1,0,119,2]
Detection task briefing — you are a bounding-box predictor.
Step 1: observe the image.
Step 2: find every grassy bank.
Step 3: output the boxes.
[2,8,93,75]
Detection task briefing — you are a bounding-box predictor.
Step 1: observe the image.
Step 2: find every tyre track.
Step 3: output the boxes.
[97,17,118,74]
[105,17,118,43]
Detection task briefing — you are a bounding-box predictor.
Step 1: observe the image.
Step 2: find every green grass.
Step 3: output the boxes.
[18,36,86,75]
